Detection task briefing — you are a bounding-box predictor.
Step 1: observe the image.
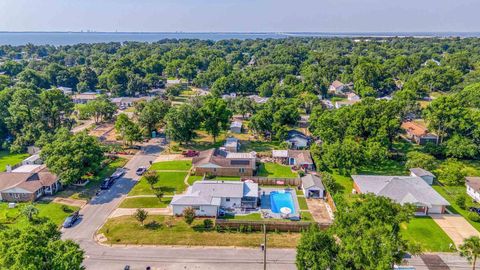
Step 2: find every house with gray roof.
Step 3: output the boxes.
[192,148,257,177]
[170,180,259,217]
[352,175,449,215]
[224,137,240,152]
[230,121,243,133]
[301,174,325,198]
[466,177,480,202]
[409,168,435,185]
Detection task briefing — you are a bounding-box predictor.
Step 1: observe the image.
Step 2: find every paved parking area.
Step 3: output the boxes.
[430,214,480,247]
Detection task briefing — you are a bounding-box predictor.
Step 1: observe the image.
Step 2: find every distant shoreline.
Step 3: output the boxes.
[0,31,479,46]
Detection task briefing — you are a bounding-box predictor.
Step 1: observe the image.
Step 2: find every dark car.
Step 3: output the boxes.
[136,166,147,176]
[469,207,480,214]
[100,177,115,190]
[63,211,80,228]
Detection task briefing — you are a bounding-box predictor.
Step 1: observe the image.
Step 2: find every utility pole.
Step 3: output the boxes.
[263,223,267,270]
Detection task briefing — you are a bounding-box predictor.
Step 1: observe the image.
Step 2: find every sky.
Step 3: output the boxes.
[0,0,479,33]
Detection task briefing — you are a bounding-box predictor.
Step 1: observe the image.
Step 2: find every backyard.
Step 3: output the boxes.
[0,201,79,229]
[0,150,29,172]
[99,215,301,248]
[257,163,298,178]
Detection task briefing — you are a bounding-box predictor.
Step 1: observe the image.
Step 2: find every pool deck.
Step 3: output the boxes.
[259,187,300,219]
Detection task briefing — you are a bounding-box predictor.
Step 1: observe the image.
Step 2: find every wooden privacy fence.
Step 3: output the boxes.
[241,177,301,186]
[215,219,330,232]
[326,191,337,212]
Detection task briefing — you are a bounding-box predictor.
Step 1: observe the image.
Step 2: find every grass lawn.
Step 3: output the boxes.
[257,163,298,178]
[129,172,188,196]
[0,202,79,229]
[119,197,171,208]
[57,157,128,201]
[211,176,242,181]
[240,140,282,153]
[300,211,314,221]
[220,213,263,221]
[0,150,29,172]
[401,216,455,252]
[297,196,308,210]
[187,175,204,185]
[99,215,301,248]
[150,160,192,171]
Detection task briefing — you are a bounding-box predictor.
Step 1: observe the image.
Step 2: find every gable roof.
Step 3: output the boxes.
[301,174,325,190]
[410,168,435,178]
[466,177,480,192]
[288,150,313,164]
[331,80,344,89]
[401,121,430,137]
[0,170,58,193]
[352,175,449,207]
[287,130,308,141]
[192,149,256,169]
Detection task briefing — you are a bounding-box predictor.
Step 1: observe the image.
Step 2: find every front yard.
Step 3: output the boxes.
[99,215,301,248]
[0,150,29,172]
[149,160,192,171]
[119,197,172,208]
[128,171,188,196]
[0,202,79,229]
[257,163,298,178]
[401,216,455,252]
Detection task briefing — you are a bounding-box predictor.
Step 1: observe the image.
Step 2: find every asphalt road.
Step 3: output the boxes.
[61,142,476,270]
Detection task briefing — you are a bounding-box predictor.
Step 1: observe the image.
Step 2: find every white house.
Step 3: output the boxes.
[170,181,259,217]
[285,130,309,149]
[230,121,242,133]
[346,92,360,101]
[21,153,43,166]
[301,174,325,199]
[224,137,240,153]
[409,168,435,185]
[466,177,480,202]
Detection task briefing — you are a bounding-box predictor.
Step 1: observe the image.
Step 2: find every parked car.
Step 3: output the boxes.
[100,177,115,190]
[182,150,199,157]
[63,211,80,228]
[136,166,147,175]
[469,207,480,214]
[111,168,126,179]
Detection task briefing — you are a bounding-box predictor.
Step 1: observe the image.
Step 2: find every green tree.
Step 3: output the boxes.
[296,226,338,270]
[138,99,171,135]
[435,159,467,186]
[183,207,196,225]
[133,208,148,226]
[459,236,480,270]
[78,66,98,91]
[39,88,74,130]
[445,135,478,159]
[199,98,232,142]
[0,222,84,270]
[41,129,104,185]
[165,104,200,144]
[21,204,39,222]
[424,95,466,144]
[144,170,159,189]
[84,95,116,123]
[114,114,142,145]
[406,151,437,171]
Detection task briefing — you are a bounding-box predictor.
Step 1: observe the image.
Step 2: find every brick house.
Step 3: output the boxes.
[192,149,257,177]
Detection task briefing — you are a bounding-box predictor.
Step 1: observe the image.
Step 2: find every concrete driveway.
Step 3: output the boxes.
[430,214,480,247]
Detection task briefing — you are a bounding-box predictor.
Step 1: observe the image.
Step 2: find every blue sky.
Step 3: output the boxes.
[0,0,478,32]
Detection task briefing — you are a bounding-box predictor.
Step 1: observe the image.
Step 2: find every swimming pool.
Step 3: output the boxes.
[269,190,295,214]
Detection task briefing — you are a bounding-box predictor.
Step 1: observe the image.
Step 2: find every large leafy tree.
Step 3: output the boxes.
[84,95,116,123]
[296,226,338,270]
[41,129,104,185]
[199,97,232,142]
[165,104,200,144]
[459,236,480,270]
[138,98,171,135]
[114,113,142,145]
[39,88,74,130]
[0,222,84,270]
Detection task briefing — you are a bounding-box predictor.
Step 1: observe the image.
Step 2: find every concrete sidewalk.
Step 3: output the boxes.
[430,214,480,247]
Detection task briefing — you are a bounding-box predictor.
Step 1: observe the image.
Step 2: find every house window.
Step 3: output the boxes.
[226,198,230,202]
[192,206,200,210]
[239,168,245,173]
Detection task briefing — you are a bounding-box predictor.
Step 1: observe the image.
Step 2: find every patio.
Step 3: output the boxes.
[259,187,300,219]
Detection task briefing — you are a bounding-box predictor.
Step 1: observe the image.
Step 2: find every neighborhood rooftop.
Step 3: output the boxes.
[409,168,435,178]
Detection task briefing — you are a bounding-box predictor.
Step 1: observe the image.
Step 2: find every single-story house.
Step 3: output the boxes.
[352,175,450,215]
[466,177,480,202]
[301,174,325,199]
[0,166,60,202]
[248,95,269,104]
[285,130,309,149]
[272,150,315,171]
[71,92,98,104]
[56,86,73,95]
[409,168,435,185]
[224,137,240,153]
[328,80,346,94]
[192,149,257,177]
[21,153,42,166]
[230,121,243,133]
[170,181,259,217]
[401,121,438,145]
[346,92,360,101]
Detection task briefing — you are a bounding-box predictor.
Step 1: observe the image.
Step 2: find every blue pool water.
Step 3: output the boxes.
[270,191,295,214]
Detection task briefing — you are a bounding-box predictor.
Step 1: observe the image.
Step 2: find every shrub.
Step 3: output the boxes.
[133,208,148,226]
[203,219,213,229]
[456,195,467,209]
[436,159,467,186]
[467,212,480,223]
[183,207,196,225]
